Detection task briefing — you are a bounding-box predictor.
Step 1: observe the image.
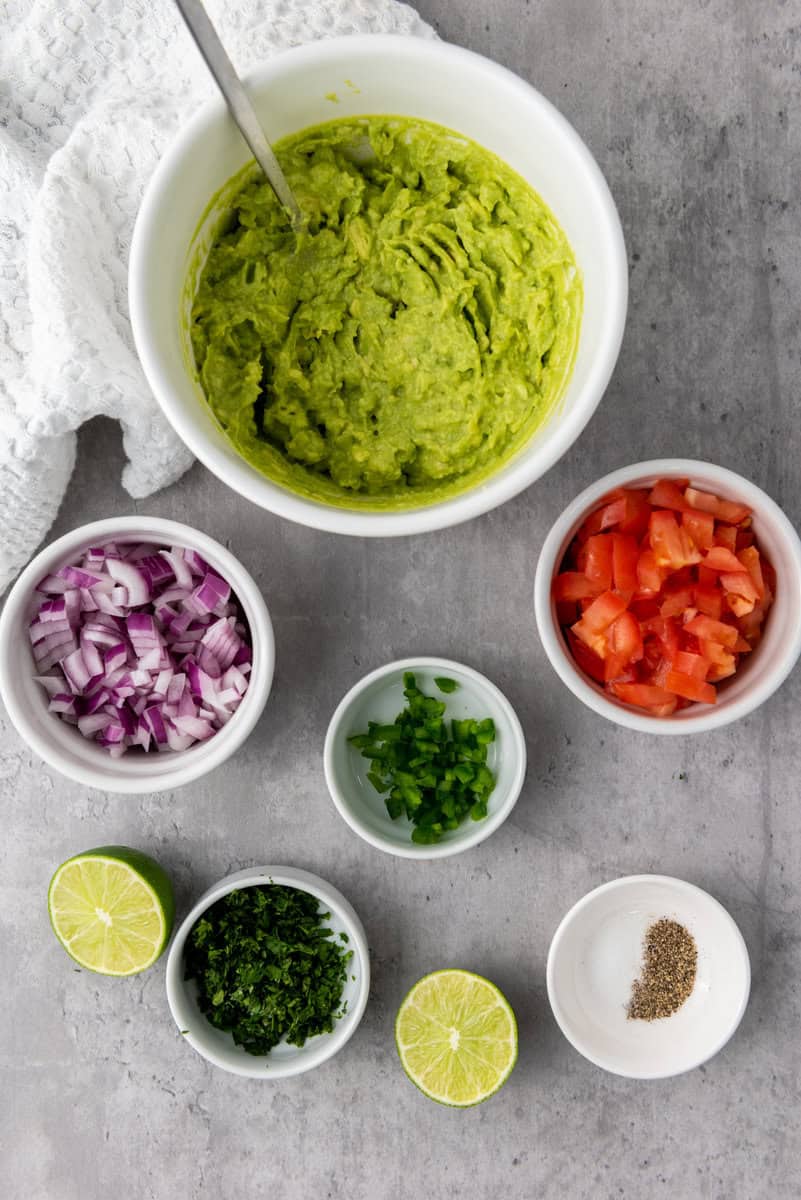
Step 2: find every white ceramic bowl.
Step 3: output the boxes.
[546,874,750,1079]
[533,458,801,733]
[129,34,627,537]
[0,517,274,792]
[165,865,370,1078]
[323,657,526,859]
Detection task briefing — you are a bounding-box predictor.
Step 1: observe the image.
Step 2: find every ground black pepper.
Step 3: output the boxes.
[627,917,697,1021]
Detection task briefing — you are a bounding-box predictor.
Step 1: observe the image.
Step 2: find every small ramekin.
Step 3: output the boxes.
[0,516,274,791]
[165,865,370,1078]
[533,459,801,733]
[324,656,526,859]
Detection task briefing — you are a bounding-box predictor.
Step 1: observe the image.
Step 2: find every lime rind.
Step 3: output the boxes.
[395,968,518,1107]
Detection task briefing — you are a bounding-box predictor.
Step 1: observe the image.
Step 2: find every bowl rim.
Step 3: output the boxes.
[533,457,801,733]
[545,872,751,1079]
[164,865,371,1078]
[129,32,628,538]
[323,655,527,859]
[0,516,275,792]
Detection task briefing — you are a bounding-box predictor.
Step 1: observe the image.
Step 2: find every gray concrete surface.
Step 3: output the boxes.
[3,1,801,1197]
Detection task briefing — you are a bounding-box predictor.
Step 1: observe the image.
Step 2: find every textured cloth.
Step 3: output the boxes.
[0,0,433,593]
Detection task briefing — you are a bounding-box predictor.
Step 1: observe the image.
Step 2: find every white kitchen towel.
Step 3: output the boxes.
[0,0,434,593]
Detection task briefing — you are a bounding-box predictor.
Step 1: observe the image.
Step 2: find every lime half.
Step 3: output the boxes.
[47,846,175,976]
[395,968,518,1106]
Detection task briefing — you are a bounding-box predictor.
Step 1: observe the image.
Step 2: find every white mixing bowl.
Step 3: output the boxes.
[130,34,627,536]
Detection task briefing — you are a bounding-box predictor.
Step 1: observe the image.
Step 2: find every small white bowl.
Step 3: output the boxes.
[533,458,801,733]
[129,34,627,537]
[0,516,274,793]
[546,874,750,1079]
[323,657,526,859]
[165,866,370,1078]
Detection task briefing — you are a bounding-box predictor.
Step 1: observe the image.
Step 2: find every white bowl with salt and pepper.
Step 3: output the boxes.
[546,874,751,1079]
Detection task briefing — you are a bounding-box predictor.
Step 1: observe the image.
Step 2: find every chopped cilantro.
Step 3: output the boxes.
[184,885,352,1056]
[348,671,496,844]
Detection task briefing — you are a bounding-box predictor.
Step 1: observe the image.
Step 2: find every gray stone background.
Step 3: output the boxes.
[2,1,800,1197]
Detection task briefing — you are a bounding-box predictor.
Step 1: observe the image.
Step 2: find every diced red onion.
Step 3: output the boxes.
[30,539,252,755]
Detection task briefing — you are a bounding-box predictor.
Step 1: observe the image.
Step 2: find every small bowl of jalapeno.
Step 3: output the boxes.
[323,657,527,860]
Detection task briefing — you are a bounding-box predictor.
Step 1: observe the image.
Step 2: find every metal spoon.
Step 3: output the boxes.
[174,0,303,228]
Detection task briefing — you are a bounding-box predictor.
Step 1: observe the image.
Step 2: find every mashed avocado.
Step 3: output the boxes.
[190,117,581,509]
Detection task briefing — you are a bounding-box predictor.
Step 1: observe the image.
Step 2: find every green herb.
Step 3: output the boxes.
[435,676,458,693]
[183,885,352,1056]
[348,671,496,844]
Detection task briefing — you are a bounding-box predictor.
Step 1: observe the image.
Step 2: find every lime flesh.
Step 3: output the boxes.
[47,846,175,976]
[395,968,518,1106]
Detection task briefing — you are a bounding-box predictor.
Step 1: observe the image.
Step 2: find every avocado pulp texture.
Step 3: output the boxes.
[190,116,582,509]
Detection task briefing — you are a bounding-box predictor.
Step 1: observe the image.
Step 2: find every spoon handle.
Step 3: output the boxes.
[174,0,303,227]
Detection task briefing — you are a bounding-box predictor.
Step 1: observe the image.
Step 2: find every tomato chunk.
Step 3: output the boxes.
[553,572,602,602]
[738,546,766,599]
[608,611,643,662]
[681,510,715,550]
[673,650,709,680]
[571,591,628,656]
[649,479,694,513]
[610,682,678,710]
[665,671,717,704]
[694,583,723,620]
[612,534,639,596]
[584,535,614,591]
[649,511,702,569]
[702,546,744,574]
[684,615,739,649]
[684,487,751,525]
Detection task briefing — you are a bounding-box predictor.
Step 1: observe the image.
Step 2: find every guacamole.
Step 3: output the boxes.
[190,117,581,508]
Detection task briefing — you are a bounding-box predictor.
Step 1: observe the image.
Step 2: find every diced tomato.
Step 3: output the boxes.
[681,509,715,550]
[608,611,643,663]
[673,650,709,680]
[553,571,603,602]
[649,479,694,513]
[738,546,766,599]
[610,682,678,710]
[708,661,737,682]
[604,652,635,683]
[566,630,606,683]
[702,546,744,574]
[725,592,756,618]
[617,489,652,537]
[576,495,628,540]
[649,511,702,569]
[572,590,628,655]
[684,614,739,648]
[636,548,668,593]
[720,572,759,603]
[694,583,723,619]
[612,534,639,597]
[629,597,660,621]
[684,487,751,525]
[665,671,717,704]
[584,535,614,591]
[660,584,694,618]
[714,524,738,553]
[552,477,773,717]
[698,639,736,670]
